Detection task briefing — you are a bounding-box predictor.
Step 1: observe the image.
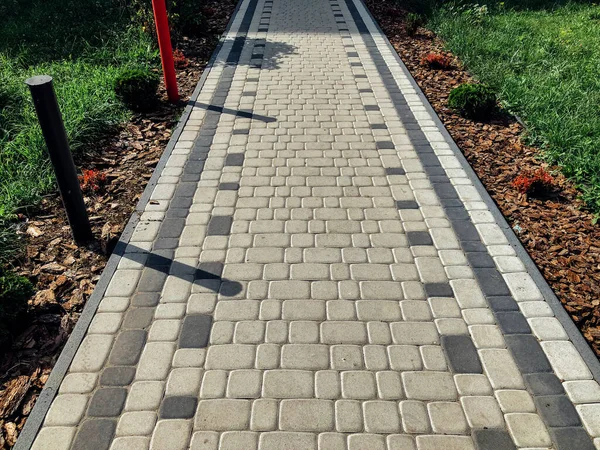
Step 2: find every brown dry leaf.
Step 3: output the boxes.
[0,377,30,417]
[25,226,43,238]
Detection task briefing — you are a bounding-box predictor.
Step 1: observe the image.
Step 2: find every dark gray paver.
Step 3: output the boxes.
[505,335,552,374]
[122,308,154,330]
[206,215,233,236]
[71,419,116,450]
[525,373,566,396]
[179,315,213,348]
[87,388,127,417]
[534,395,582,427]
[441,335,483,374]
[406,231,433,246]
[109,330,147,366]
[495,312,532,335]
[550,427,596,450]
[99,367,136,386]
[472,429,516,450]
[159,396,198,419]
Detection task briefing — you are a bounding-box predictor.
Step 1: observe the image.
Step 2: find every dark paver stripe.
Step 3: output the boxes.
[551,428,596,450]
[219,182,241,190]
[487,296,519,312]
[375,141,394,149]
[466,252,495,268]
[495,311,532,335]
[395,200,419,210]
[385,167,405,175]
[225,153,245,166]
[131,292,160,307]
[122,308,154,329]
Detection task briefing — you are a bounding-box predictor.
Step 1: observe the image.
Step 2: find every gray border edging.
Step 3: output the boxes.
[354,0,600,382]
[13,1,244,447]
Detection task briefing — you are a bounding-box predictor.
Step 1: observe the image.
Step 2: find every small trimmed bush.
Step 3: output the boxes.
[405,13,423,36]
[0,270,34,349]
[114,68,160,111]
[447,83,496,119]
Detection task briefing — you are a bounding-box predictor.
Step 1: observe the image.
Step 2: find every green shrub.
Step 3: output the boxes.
[405,13,423,35]
[170,1,208,37]
[0,270,34,348]
[448,83,497,119]
[127,0,207,38]
[394,0,440,16]
[114,68,160,111]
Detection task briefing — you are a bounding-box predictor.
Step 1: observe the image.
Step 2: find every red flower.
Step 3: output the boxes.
[79,169,107,194]
[512,167,554,196]
[173,49,189,69]
[421,53,453,70]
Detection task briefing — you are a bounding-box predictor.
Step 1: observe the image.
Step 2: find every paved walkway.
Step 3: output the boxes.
[20,0,600,449]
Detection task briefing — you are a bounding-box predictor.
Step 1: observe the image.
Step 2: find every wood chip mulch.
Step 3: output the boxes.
[0,1,236,447]
[366,0,600,353]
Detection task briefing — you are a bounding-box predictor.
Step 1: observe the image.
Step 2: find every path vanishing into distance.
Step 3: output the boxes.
[16,0,600,449]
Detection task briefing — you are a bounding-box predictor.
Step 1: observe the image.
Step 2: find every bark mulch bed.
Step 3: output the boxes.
[0,1,236,447]
[366,0,600,353]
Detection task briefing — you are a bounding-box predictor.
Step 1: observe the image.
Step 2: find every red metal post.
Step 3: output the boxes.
[152,0,179,103]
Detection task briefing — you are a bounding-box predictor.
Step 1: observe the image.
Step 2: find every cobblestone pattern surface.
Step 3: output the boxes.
[29,0,600,448]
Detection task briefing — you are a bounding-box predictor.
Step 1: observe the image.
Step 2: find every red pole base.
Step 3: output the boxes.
[152,0,179,103]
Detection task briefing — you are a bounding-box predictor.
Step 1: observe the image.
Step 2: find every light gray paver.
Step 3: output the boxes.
[24,0,600,448]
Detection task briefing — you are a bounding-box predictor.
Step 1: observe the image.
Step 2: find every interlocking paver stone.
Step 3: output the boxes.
[87,389,127,418]
[441,335,482,373]
[27,0,600,448]
[159,396,198,419]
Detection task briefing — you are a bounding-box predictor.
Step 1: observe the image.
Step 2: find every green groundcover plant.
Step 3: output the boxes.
[0,270,34,347]
[447,83,497,119]
[114,68,161,111]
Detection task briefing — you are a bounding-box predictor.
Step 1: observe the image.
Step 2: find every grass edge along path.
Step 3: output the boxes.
[427,1,600,215]
[0,30,158,222]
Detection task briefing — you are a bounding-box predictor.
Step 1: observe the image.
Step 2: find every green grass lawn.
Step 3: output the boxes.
[427,0,600,213]
[0,0,158,221]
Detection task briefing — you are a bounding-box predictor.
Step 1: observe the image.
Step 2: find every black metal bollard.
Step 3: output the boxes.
[25,75,93,245]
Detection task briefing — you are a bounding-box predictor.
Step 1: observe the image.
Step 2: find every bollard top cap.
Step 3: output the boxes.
[25,75,53,86]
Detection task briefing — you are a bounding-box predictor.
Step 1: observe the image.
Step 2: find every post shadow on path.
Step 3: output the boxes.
[113,240,243,296]
[189,101,277,123]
